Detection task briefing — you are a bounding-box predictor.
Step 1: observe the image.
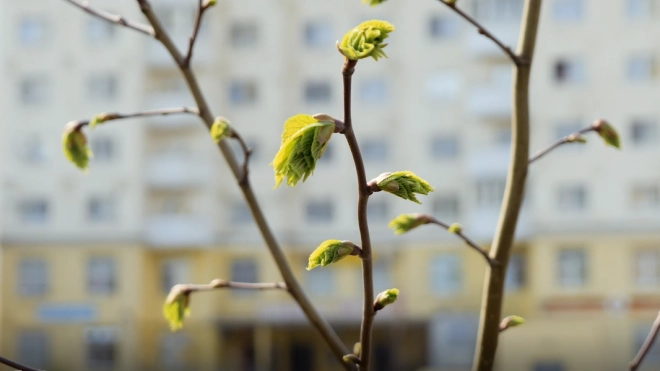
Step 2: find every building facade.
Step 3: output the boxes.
[2,0,660,370]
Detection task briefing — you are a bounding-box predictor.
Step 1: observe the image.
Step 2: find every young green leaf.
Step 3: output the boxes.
[307,240,358,270]
[362,0,387,6]
[163,285,191,331]
[388,213,431,235]
[272,114,336,188]
[374,288,399,311]
[62,122,92,171]
[338,20,395,61]
[375,171,434,204]
[448,223,462,234]
[593,119,621,149]
[210,116,233,143]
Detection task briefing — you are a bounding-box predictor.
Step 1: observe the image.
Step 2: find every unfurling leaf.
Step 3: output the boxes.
[163,285,191,331]
[272,114,336,188]
[374,288,399,311]
[362,0,387,6]
[500,315,525,332]
[375,171,434,204]
[448,223,462,234]
[338,20,395,61]
[593,119,621,149]
[307,240,358,270]
[210,116,233,143]
[62,122,92,171]
[388,213,431,235]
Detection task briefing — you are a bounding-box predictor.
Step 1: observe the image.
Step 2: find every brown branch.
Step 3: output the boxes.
[133,1,354,369]
[62,0,155,37]
[629,312,660,371]
[182,279,287,293]
[230,131,253,186]
[182,0,212,67]
[437,0,523,66]
[528,126,593,164]
[0,355,43,371]
[428,218,498,268]
[473,2,542,371]
[71,107,199,128]
[341,58,375,371]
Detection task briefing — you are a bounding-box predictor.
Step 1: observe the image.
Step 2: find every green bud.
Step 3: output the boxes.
[566,133,587,143]
[353,342,362,357]
[163,285,191,331]
[210,116,233,143]
[592,119,621,149]
[448,223,462,234]
[88,113,116,129]
[388,213,431,235]
[272,114,336,188]
[307,240,358,270]
[343,354,361,365]
[500,315,525,332]
[374,288,399,311]
[205,0,217,6]
[445,0,458,4]
[375,171,434,204]
[362,0,387,6]
[338,20,395,61]
[62,121,92,171]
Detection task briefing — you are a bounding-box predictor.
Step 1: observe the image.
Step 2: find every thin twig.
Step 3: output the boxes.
[629,312,660,371]
[341,58,375,371]
[0,355,43,371]
[132,2,354,369]
[182,0,209,67]
[437,0,523,66]
[74,107,199,128]
[231,131,253,186]
[528,127,594,164]
[428,218,498,267]
[182,279,287,293]
[63,0,155,37]
[473,2,542,371]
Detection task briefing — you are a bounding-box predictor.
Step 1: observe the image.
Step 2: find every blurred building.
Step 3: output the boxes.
[1,0,660,370]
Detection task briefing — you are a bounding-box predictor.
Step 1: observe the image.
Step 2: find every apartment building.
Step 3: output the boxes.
[1,0,660,370]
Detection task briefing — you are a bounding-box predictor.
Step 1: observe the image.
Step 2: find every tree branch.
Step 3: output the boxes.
[473,2,542,371]
[436,0,523,66]
[528,126,593,164]
[182,0,211,67]
[428,218,498,267]
[62,0,155,37]
[181,279,287,293]
[132,2,354,369]
[629,312,660,371]
[0,355,43,371]
[72,107,199,128]
[341,58,375,371]
[230,131,253,186]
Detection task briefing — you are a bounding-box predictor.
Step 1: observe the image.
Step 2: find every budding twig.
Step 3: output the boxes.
[437,0,524,66]
[230,131,253,186]
[0,355,43,371]
[428,217,498,267]
[629,311,660,371]
[183,0,213,67]
[63,0,155,37]
[75,107,200,129]
[528,126,594,164]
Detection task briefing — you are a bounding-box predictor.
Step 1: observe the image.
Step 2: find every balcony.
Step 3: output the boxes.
[144,92,197,129]
[145,214,213,247]
[145,153,210,189]
[467,84,512,119]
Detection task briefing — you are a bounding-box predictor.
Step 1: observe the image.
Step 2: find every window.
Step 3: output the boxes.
[306,200,334,223]
[558,248,587,288]
[533,362,566,371]
[86,18,115,42]
[229,80,257,105]
[20,77,49,105]
[86,327,117,368]
[553,0,584,21]
[231,21,258,47]
[18,259,48,296]
[431,136,459,159]
[367,199,389,222]
[631,185,660,209]
[161,259,190,293]
[91,137,115,162]
[506,254,526,291]
[553,59,586,84]
[19,199,49,224]
[291,343,314,371]
[304,22,333,47]
[430,254,462,295]
[433,194,460,220]
[476,178,505,208]
[635,249,660,286]
[88,197,115,223]
[426,72,462,102]
[19,17,47,46]
[304,81,332,103]
[429,16,459,38]
[361,139,389,161]
[557,184,587,211]
[17,330,49,368]
[22,136,47,164]
[359,79,388,103]
[430,315,478,368]
[628,55,656,82]
[631,119,658,145]
[472,0,524,21]
[87,257,116,295]
[231,259,258,283]
[230,202,253,224]
[627,0,655,18]
[88,74,117,101]
[635,324,660,363]
[160,333,189,371]
[307,267,335,296]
